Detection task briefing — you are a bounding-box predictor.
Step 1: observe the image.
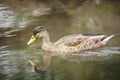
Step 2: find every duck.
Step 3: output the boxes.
[27,26,114,53]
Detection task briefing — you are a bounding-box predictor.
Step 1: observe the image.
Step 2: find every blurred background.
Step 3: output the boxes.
[0,0,120,80]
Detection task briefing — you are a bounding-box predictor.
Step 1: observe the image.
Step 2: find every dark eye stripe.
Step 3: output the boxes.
[33,27,45,36]
[33,30,39,36]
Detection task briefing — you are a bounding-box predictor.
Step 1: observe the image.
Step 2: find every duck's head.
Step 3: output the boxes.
[27,26,46,45]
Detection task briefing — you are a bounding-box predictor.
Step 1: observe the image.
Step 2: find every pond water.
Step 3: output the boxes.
[0,2,120,80]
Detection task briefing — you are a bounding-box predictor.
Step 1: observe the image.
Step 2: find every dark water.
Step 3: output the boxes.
[0,1,120,80]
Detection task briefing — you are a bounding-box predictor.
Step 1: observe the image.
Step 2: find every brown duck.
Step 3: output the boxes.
[27,26,114,53]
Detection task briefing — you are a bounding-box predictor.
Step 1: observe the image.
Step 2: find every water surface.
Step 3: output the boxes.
[0,1,120,80]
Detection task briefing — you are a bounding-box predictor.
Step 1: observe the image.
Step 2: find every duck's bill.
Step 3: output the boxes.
[27,35,36,45]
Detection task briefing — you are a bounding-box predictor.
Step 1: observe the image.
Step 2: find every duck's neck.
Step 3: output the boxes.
[41,31,53,46]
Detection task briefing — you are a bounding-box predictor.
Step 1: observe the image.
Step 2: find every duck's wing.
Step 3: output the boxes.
[54,34,82,45]
[63,37,86,46]
[54,34,106,47]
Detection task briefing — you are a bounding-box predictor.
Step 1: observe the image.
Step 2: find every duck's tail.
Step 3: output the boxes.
[101,35,114,45]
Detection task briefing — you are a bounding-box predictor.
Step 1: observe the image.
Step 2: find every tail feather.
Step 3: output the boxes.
[102,35,114,45]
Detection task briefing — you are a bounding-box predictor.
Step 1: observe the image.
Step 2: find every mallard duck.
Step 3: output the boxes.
[27,26,114,53]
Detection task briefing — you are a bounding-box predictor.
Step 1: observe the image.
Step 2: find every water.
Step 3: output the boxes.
[0,1,120,80]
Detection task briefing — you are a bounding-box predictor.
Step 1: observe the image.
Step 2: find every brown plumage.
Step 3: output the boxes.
[27,26,114,53]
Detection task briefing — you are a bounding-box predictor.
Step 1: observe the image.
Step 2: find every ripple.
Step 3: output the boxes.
[0,5,16,28]
[99,46,120,54]
[59,46,120,62]
[0,4,36,29]
[0,47,13,58]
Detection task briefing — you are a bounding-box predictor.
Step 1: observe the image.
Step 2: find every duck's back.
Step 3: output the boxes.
[54,34,105,45]
[52,34,106,53]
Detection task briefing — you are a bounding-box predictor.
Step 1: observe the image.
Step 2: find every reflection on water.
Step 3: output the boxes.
[0,1,120,80]
[28,52,51,73]
[60,46,120,62]
[0,4,39,29]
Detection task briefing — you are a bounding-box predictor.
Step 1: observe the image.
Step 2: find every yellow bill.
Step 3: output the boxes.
[27,35,36,45]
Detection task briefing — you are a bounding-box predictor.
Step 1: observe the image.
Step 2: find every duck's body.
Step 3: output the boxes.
[27,26,114,53]
[41,33,114,53]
